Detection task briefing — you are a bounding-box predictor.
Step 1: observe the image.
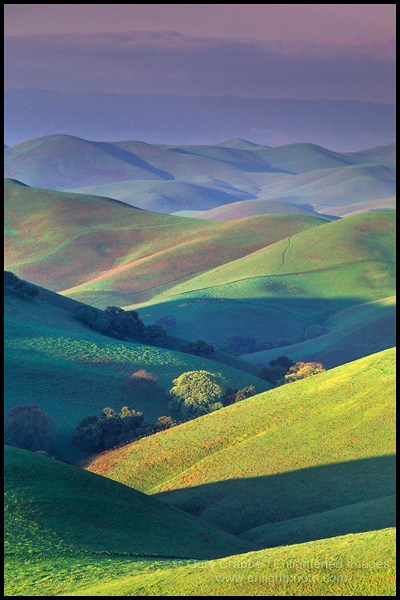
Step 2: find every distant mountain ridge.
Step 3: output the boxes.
[4,89,396,151]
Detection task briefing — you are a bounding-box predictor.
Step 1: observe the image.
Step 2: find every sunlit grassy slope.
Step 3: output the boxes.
[4,178,323,306]
[87,348,395,538]
[5,527,395,596]
[4,289,270,462]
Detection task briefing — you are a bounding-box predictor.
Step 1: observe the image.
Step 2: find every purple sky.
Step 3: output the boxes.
[4,4,396,102]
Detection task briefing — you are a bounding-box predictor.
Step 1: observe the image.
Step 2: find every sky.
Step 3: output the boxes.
[4,4,396,103]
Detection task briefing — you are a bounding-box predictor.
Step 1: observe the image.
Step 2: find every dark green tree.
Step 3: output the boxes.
[269,356,293,370]
[180,339,214,357]
[12,281,39,300]
[5,404,52,451]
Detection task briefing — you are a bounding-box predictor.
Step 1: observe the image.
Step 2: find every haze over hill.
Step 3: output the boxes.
[4,90,396,151]
[4,135,396,219]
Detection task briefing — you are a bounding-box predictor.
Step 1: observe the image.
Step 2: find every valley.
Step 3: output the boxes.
[4,135,396,596]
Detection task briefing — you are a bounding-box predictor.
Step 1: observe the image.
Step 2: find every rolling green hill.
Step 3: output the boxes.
[4,444,257,595]
[4,285,270,462]
[244,295,396,369]
[127,211,396,364]
[6,525,395,596]
[4,178,324,306]
[87,348,395,539]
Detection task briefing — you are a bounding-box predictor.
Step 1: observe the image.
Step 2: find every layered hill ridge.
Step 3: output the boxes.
[5,178,395,368]
[4,178,324,302]
[4,135,395,217]
[86,347,396,540]
[124,210,395,366]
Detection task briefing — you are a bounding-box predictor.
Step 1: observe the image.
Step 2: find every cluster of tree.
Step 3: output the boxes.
[179,339,214,358]
[260,356,294,384]
[219,335,290,356]
[168,370,257,420]
[155,315,177,330]
[4,404,52,452]
[260,356,325,385]
[74,305,167,347]
[4,271,39,300]
[74,406,177,453]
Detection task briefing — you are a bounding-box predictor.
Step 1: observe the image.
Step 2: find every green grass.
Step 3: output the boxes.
[87,348,395,538]
[4,290,270,462]
[5,528,395,596]
[4,179,323,305]
[4,445,254,570]
[5,445,395,596]
[126,211,395,361]
[242,495,396,547]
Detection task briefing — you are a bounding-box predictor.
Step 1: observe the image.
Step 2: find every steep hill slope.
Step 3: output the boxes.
[87,348,395,540]
[6,526,395,596]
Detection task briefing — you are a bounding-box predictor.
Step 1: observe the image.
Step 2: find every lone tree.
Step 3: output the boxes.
[4,404,52,451]
[168,370,224,420]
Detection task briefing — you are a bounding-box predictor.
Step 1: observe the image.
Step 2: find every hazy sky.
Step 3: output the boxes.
[4,4,396,102]
[4,4,396,41]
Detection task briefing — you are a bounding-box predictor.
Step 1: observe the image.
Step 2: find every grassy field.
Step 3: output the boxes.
[87,348,395,538]
[4,449,395,596]
[4,289,270,462]
[5,180,395,365]
[5,519,395,596]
